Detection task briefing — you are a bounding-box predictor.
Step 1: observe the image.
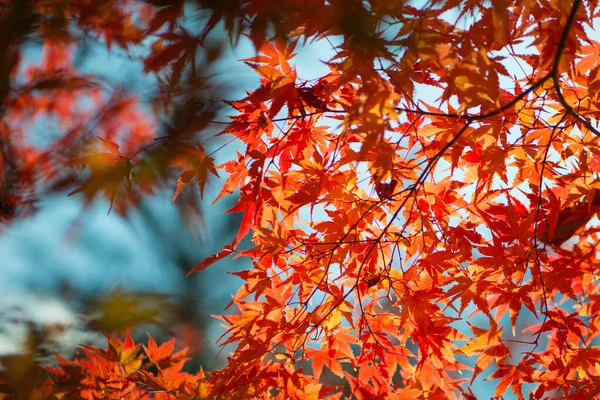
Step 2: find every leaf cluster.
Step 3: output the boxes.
[3,0,600,399]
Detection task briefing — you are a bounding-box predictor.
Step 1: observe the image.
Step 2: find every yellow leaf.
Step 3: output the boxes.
[323,309,343,331]
[460,324,503,357]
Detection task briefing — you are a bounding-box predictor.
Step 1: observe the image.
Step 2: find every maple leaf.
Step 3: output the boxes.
[461,321,511,383]
[171,144,219,202]
[144,334,189,372]
[144,27,201,77]
[68,137,135,215]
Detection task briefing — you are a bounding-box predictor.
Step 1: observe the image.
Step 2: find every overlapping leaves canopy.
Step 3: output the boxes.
[2,0,600,398]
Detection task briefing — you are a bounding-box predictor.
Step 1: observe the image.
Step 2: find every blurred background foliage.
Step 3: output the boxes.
[0,0,255,383]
